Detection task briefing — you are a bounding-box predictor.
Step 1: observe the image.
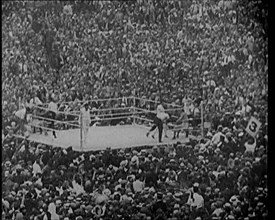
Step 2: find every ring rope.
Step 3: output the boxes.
[133,107,201,121]
[133,107,156,114]
[27,123,66,132]
[32,106,80,117]
[132,116,153,123]
[90,106,132,112]
[134,106,184,114]
[55,97,126,105]
[132,116,202,132]
[91,111,133,118]
[31,115,132,125]
[29,102,206,135]
[59,106,133,114]
[30,113,133,129]
[40,96,182,108]
[90,115,132,122]
[133,96,182,107]
[31,115,80,127]
[34,104,133,115]
[30,115,204,131]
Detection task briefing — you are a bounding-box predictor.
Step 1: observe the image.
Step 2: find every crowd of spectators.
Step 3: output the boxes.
[2,0,268,220]
[2,126,268,220]
[2,0,268,117]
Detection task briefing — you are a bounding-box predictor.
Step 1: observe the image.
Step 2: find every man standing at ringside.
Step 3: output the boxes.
[48,96,58,138]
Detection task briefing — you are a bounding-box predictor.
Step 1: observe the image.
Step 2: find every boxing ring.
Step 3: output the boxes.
[17,97,209,152]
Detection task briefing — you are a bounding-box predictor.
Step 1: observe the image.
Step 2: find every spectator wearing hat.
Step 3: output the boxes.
[187,183,204,210]
[231,112,242,131]
[145,163,158,188]
[151,192,167,218]
[165,168,178,187]
[211,125,225,146]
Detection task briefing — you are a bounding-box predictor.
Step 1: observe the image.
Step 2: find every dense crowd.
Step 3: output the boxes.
[2,0,268,120]
[2,128,268,220]
[2,0,268,220]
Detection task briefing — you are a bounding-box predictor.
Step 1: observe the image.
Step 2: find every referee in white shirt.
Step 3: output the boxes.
[146,101,165,143]
[80,102,91,148]
[48,97,58,138]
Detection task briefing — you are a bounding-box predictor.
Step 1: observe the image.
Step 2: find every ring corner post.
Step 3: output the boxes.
[201,101,204,138]
[133,96,136,125]
[80,112,83,151]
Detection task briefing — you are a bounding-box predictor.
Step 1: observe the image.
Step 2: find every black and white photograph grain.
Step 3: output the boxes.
[2,0,268,220]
